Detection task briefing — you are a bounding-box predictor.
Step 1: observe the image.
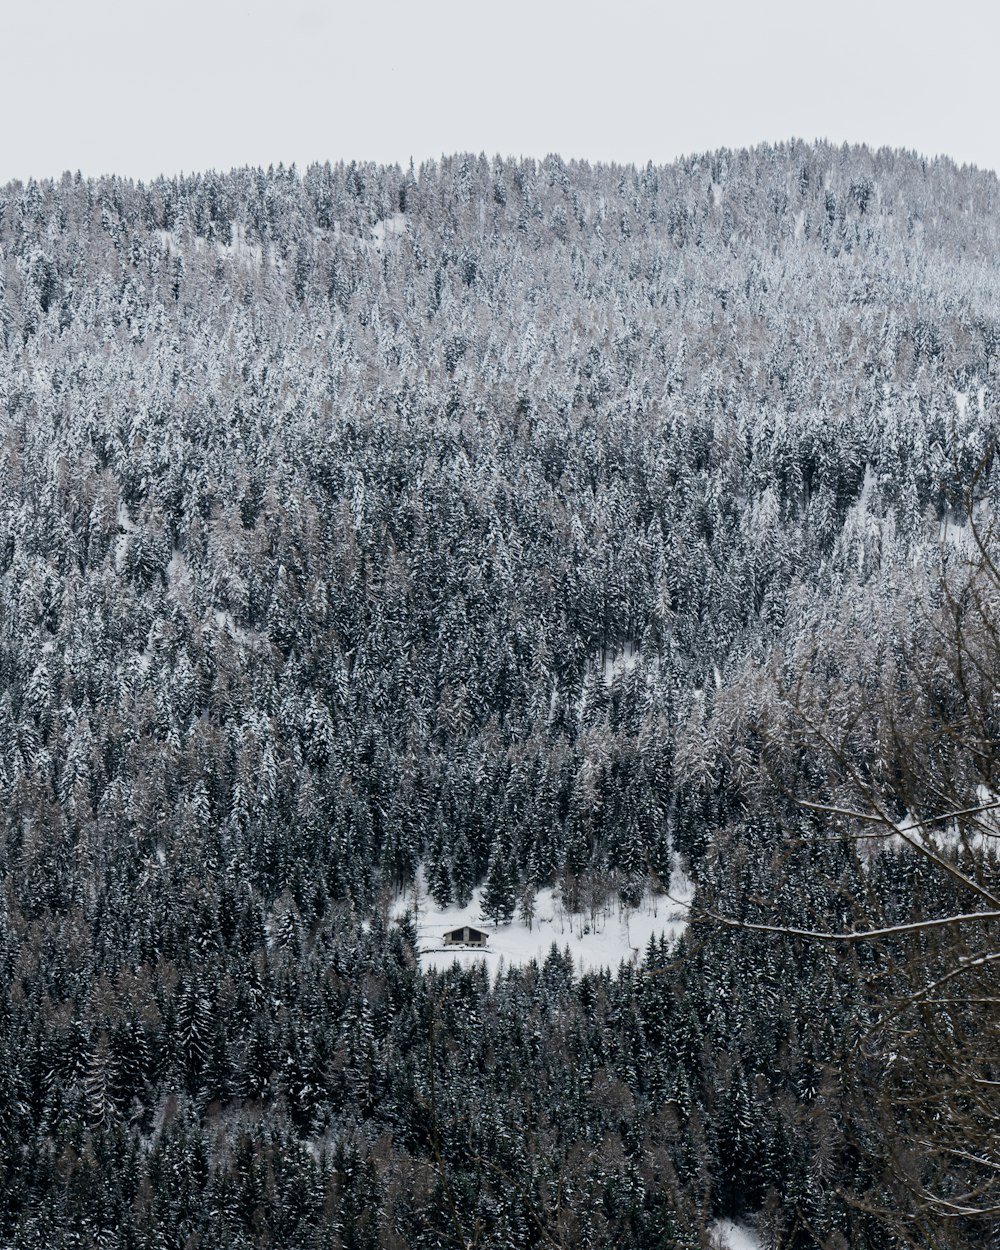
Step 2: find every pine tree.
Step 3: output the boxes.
[82,1031,115,1128]
[451,833,474,909]
[426,815,453,909]
[482,838,516,926]
[518,851,539,930]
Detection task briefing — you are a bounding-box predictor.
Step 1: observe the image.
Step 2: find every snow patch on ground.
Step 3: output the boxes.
[166,549,193,600]
[370,213,407,253]
[394,862,693,976]
[853,461,878,515]
[211,610,255,645]
[938,512,973,552]
[156,224,264,267]
[602,640,640,685]
[114,502,136,572]
[709,1219,764,1250]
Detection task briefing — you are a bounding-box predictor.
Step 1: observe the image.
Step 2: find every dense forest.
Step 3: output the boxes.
[1,141,999,1249]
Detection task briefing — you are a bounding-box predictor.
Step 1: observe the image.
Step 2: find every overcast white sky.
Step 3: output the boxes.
[2,0,997,184]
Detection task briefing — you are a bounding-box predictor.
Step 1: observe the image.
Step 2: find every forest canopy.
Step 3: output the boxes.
[0,142,998,1249]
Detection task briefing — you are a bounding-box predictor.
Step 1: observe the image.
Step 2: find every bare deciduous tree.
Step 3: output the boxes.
[703,474,1000,1247]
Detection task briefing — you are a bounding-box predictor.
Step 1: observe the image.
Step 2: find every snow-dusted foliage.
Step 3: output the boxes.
[0,143,998,1247]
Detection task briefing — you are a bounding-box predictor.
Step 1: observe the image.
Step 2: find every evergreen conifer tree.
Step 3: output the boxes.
[482,839,516,926]
[451,833,474,909]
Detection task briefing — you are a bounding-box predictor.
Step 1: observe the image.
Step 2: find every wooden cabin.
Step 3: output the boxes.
[443,925,489,948]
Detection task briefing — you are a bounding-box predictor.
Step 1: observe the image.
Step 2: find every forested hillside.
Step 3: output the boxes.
[1,142,998,1249]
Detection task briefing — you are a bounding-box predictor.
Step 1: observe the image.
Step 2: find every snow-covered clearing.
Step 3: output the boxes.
[709,1219,764,1250]
[210,609,257,646]
[156,223,264,267]
[114,501,136,572]
[393,863,693,976]
[601,639,640,685]
[575,641,643,718]
[370,213,407,252]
